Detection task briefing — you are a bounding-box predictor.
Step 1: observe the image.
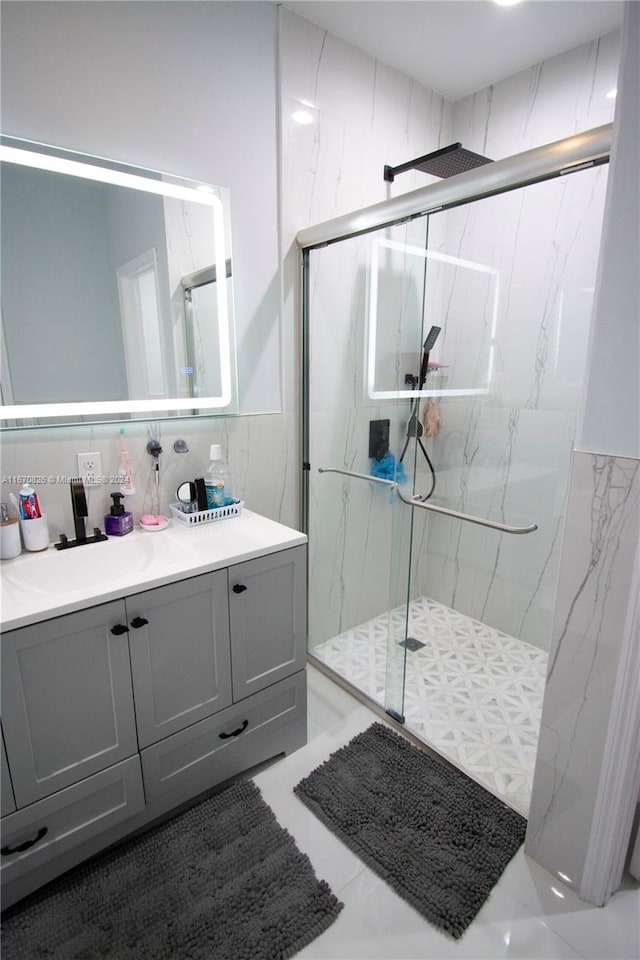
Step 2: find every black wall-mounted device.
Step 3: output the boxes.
[369,419,390,460]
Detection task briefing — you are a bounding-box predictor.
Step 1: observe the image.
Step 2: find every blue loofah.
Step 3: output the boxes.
[370,451,406,484]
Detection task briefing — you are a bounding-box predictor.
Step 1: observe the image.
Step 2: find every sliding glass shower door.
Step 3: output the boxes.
[304,214,432,721]
[304,159,608,812]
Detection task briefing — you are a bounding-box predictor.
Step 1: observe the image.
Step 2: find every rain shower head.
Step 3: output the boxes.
[384,143,492,183]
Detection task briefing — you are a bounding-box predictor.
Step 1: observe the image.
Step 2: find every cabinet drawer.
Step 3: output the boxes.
[141,671,307,812]
[0,756,145,885]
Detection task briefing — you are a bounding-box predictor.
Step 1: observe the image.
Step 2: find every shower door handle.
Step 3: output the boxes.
[396,488,537,534]
[318,467,537,535]
[318,467,396,488]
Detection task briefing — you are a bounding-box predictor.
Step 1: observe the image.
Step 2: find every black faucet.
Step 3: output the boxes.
[71,479,88,541]
[54,480,108,550]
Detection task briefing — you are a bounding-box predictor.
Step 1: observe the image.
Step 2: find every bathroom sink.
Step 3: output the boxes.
[1,535,156,597]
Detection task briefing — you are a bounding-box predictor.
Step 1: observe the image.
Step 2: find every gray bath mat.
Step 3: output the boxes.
[294,722,526,939]
[1,779,343,960]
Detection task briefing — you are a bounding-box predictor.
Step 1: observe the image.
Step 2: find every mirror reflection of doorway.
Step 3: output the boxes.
[181,259,232,402]
[117,248,168,400]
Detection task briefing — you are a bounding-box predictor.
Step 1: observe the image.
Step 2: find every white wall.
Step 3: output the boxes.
[0,1,296,533]
[578,7,640,459]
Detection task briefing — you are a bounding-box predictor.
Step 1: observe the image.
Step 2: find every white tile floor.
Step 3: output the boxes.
[310,597,548,815]
[252,666,640,960]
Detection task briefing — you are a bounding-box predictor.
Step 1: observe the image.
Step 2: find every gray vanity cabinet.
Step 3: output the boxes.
[229,546,306,701]
[0,535,308,909]
[0,601,138,807]
[127,571,233,748]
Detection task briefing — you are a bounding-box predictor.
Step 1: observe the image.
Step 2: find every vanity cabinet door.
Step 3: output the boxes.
[229,545,307,702]
[1,601,138,808]
[1,728,16,816]
[127,572,233,748]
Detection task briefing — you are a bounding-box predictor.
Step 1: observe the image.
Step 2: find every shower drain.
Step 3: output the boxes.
[399,636,425,652]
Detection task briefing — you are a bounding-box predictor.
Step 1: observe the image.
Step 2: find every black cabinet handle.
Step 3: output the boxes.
[110,624,129,635]
[218,719,249,740]
[232,584,247,594]
[2,826,48,856]
[130,617,149,629]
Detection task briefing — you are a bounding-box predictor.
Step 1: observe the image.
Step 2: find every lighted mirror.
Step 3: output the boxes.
[0,137,237,427]
[367,237,498,400]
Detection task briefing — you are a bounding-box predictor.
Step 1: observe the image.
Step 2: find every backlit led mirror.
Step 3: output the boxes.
[0,136,237,427]
[367,236,498,399]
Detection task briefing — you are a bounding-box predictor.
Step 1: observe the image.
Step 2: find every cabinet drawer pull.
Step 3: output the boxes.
[218,719,249,739]
[110,624,130,635]
[130,617,149,629]
[1,826,48,856]
[232,584,247,594]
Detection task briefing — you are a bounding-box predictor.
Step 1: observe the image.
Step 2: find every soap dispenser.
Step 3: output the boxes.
[105,492,134,537]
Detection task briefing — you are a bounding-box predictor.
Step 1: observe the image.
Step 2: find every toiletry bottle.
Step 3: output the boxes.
[104,492,134,536]
[19,483,41,519]
[204,444,232,508]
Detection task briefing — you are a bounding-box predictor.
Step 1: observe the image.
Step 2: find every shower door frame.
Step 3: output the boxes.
[300,129,612,715]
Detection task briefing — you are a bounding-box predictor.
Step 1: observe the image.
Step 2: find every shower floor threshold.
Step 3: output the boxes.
[310,596,548,816]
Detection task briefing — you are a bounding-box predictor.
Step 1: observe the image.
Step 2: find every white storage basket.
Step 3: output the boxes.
[169,500,243,526]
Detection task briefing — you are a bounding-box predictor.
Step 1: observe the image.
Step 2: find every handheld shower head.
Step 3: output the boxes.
[419,325,441,389]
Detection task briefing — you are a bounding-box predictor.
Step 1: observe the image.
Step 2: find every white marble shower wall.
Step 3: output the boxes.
[421,163,611,651]
[279,9,454,649]
[279,10,453,229]
[417,33,620,652]
[292,13,620,655]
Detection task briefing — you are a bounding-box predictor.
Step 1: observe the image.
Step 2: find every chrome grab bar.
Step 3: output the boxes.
[318,467,537,535]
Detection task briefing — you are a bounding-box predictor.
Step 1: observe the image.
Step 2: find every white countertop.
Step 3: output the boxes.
[0,510,307,632]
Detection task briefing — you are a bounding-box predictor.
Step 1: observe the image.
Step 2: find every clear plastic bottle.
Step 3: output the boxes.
[204,444,231,509]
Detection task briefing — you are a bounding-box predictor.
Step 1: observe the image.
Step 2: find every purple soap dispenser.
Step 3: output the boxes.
[105,492,134,536]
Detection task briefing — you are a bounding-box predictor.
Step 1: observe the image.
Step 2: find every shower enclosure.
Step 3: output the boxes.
[299,127,611,815]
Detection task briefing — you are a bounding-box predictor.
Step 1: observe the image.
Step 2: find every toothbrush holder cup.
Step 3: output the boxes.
[20,514,50,552]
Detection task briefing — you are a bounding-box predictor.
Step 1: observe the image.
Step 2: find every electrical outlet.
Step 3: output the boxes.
[77,452,102,486]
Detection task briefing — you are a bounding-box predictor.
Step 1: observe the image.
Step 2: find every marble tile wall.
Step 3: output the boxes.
[526,3,640,902]
[0,414,297,543]
[452,31,620,159]
[279,9,454,647]
[423,162,610,650]
[295,16,619,653]
[526,451,639,893]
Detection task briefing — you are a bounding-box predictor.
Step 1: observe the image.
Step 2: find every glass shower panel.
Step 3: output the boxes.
[412,166,608,654]
[306,215,430,720]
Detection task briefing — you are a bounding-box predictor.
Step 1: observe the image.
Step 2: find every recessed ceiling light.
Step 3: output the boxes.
[493,0,523,6]
[606,88,618,99]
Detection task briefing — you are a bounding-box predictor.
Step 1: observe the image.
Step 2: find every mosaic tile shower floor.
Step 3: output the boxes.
[311,597,548,815]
